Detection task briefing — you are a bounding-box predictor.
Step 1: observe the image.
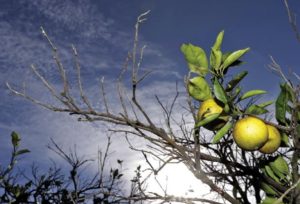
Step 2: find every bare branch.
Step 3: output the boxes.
[283,0,300,42]
[269,56,291,86]
[30,64,61,101]
[294,72,300,81]
[100,76,110,114]
[40,27,70,96]
[72,44,94,112]
[117,52,131,118]
[6,82,64,111]
[274,178,300,204]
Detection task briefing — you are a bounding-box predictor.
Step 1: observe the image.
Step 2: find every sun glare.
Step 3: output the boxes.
[147,163,210,198]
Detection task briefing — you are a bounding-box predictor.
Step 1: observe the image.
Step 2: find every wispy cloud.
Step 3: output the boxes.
[0,0,201,198]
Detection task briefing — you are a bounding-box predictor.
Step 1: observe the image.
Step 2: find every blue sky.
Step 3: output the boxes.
[1,0,300,198]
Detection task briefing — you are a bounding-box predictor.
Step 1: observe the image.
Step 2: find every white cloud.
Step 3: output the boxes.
[0,1,213,201]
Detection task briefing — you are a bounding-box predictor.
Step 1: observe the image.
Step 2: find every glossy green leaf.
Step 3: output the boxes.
[240,90,267,101]
[280,133,289,147]
[280,83,296,118]
[14,187,21,197]
[275,85,288,124]
[210,48,222,71]
[212,121,232,143]
[245,100,273,114]
[269,168,286,182]
[222,53,244,68]
[265,165,280,183]
[212,30,224,51]
[261,182,279,196]
[285,83,296,103]
[231,87,242,101]
[270,156,289,176]
[221,47,250,70]
[195,113,221,128]
[223,104,230,113]
[16,149,30,156]
[257,100,274,108]
[11,131,20,147]
[210,31,224,71]
[221,52,231,62]
[260,197,283,204]
[245,105,268,115]
[181,44,208,76]
[188,77,212,101]
[213,78,228,104]
[286,105,292,114]
[225,71,248,91]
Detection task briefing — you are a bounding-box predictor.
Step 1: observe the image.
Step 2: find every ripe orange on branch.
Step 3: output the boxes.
[197,99,228,130]
[233,116,268,151]
[259,125,281,154]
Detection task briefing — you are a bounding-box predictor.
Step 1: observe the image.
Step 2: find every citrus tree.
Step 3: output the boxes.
[181,30,299,203]
[7,10,300,204]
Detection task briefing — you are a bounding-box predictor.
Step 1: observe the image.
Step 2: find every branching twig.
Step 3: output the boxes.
[72,44,94,112]
[283,0,300,42]
[269,56,292,86]
[274,178,300,204]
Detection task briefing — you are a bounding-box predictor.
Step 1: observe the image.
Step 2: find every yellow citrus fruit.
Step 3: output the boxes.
[197,99,228,130]
[233,116,268,151]
[259,125,281,154]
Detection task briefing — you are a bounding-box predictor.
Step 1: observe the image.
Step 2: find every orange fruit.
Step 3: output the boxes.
[197,99,228,130]
[233,116,268,151]
[259,125,281,154]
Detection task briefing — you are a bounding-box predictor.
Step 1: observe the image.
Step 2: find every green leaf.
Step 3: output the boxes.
[223,104,230,113]
[222,53,244,68]
[270,156,289,176]
[276,84,288,124]
[245,105,268,115]
[225,71,248,91]
[240,89,267,101]
[11,131,20,147]
[212,121,232,143]
[261,182,279,196]
[14,187,21,197]
[245,100,273,115]
[16,149,30,156]
[222,52,231,61]
[181,44,208,76]
[212,30,224,51]
[280,133,289,147]
[265,165,281,183]
[188,77,212,101]
[285,83,296,103]
[213,78,228,104]
[221,47,250,70]
[230,87,242,101]
[210,48,222,71]
[257,100,274,108]
[195,113,221,128]
[286,105,292,114]
[210,31,224,71]
[260,197,283,204]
